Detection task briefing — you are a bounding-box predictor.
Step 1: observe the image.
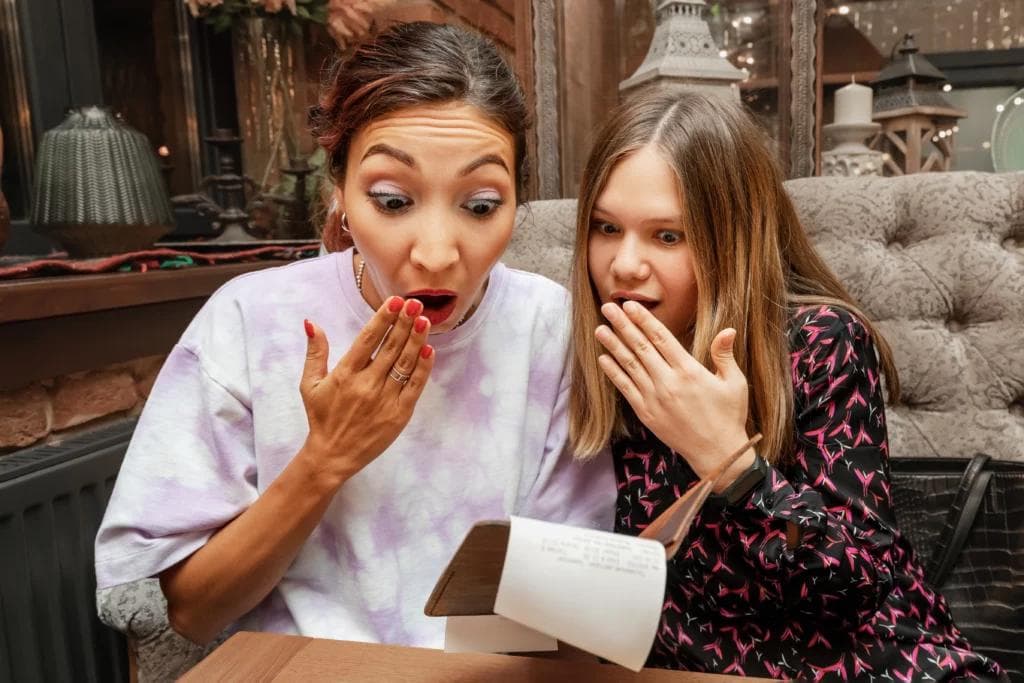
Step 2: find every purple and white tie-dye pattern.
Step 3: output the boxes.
[95,249,615,648]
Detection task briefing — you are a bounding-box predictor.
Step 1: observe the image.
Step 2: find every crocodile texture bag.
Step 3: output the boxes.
[890,454,1024,680]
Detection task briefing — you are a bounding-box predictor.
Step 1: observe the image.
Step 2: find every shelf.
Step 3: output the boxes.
[738,70,881,91]
[0,261,286,391]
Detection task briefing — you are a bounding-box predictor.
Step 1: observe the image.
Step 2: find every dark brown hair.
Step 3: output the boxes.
[310,21,529,200]
[569,92,899,461]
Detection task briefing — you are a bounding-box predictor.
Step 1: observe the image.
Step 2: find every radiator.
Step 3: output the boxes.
[0,418,135,683]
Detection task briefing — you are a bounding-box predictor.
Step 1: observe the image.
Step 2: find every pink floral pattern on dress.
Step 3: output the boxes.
[614,305,1004,681]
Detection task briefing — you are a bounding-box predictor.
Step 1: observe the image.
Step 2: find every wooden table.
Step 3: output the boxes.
[181,632,766,682]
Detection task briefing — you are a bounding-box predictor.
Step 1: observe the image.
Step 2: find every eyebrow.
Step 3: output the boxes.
[361,144,509,176]
[592,204,680,225]
[460,154,509,176]
[361,143,415,167]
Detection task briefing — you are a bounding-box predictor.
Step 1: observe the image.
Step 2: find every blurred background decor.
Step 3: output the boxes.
[991,86,1024,172]
[31,107,174,257]
[0,123,9,252]
[618,0,746,101]
[822,78,884,176]
[868,33,966,175]
[187,0,400,212]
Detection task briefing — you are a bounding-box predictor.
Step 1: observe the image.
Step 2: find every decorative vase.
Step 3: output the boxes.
[31,107,174,257]
[232,17,311,193]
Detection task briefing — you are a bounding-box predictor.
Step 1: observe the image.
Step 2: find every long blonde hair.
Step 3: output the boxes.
[569,92,899,462]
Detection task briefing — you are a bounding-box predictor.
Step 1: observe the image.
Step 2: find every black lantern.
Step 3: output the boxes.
[868,34,966,175]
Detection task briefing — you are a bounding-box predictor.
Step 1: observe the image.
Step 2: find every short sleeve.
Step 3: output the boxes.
[94,297,259,590]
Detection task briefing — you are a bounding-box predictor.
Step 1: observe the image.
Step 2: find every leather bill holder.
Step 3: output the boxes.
[424,434,764,618]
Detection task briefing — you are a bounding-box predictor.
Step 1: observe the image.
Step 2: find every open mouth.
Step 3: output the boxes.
[408,291,458,326]
[612,296,658,310]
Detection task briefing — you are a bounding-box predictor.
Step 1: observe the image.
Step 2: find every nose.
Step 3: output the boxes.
[609,233,650,283]
[409,209,459,273]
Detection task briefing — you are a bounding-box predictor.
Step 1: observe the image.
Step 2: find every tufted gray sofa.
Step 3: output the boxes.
[101,171,1024,681]
[507,171,1024,462]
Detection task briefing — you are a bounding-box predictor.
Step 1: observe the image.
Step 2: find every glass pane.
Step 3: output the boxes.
[93,0,200,197]
[710,1,788,144]
[821,0,1024,173]
[0,0,33,221]
[831,0,1024,54]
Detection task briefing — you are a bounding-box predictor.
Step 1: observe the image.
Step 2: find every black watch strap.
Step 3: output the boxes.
[715,453,769,506]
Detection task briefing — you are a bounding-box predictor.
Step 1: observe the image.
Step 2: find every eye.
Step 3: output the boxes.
[368,190,412,214]
[591,221,619,236]
[463,197,503,217]
[656,230,684,246]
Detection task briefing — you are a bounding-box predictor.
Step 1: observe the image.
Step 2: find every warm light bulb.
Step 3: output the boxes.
[157,145,170,157]
[942,84,953,92]
[838,5,850,15]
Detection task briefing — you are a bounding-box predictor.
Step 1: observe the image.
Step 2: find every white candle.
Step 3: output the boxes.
[834,79,874,125]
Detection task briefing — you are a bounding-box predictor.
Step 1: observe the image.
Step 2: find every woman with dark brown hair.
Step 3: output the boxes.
[569,92,1004,681]
[94,22,614,649]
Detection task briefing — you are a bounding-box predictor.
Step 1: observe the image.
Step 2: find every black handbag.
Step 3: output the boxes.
[890,454,1024,681]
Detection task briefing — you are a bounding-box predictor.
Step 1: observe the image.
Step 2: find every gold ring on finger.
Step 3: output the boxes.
[388,366,412,385]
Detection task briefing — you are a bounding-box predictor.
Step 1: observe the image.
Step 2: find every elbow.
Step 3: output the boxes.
[166,598,220,646]
[161,569,223,646]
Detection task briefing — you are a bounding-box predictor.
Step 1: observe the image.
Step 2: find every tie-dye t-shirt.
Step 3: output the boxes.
[95,250,615,647]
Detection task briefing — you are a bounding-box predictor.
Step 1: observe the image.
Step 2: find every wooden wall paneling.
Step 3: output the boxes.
[514,0,537,200]
[437,0,515,49]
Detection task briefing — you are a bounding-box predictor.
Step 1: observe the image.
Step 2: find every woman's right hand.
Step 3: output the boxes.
[299,296,435,484]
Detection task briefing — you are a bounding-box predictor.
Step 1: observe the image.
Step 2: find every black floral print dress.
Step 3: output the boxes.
[614,305,1005,681]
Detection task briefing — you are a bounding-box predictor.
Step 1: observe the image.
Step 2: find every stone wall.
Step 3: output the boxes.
[0,355,165,452]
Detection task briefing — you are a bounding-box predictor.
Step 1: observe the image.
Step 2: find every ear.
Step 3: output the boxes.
[321,183,352,253]
[331,184,345,214]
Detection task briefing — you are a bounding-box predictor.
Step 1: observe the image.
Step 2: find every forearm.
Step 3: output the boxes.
[730,466,896,625]
[160,445,346,644]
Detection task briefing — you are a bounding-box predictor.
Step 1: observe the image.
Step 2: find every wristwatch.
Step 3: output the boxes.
[714,453,769,506]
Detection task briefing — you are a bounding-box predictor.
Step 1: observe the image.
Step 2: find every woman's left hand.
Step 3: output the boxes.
[596,301,753,483]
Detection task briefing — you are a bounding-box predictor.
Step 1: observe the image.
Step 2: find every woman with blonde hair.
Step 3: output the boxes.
[569,92,1004,681]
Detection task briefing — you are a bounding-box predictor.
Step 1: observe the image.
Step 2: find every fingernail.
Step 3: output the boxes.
[405,299,423,317]
[414,317,428,334]
[420,344,433,359]
[388,296,404,313]
[303,319,314,339]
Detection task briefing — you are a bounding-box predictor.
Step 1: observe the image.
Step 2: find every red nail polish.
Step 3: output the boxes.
[420,344,433,359]
[388,297,404,313]
[406,299,423,317]
[414,317,428,334]
[303,319,314,338]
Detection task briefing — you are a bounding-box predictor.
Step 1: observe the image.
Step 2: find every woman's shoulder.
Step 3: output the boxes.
[178,254,345,354]
[788,303,873,350]
[209,253,343,306]
[787,303,879,385]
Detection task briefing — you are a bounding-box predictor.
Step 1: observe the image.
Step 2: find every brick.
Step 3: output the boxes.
[0,384,51,449]
[52,369,139,431]
[128,355,167,399]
